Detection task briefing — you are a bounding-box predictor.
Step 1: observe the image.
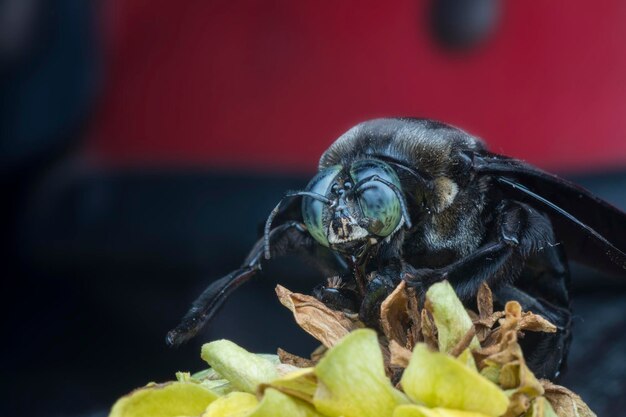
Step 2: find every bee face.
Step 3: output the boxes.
[301,160,405,252]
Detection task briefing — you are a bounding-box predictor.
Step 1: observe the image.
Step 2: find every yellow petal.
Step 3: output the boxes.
[176,372,193,382]
[456,348,477,371]
[259,368,317,403]
[479,365,500,385]
[313,329,408,417]
[200,379,233,396]
[191,354,278,383]
[401,344,509,417]
[109,381,219,417]
[393,405,493,417]
[248,388,324,417]
[426,281,480,354]
[524,397,558,417]
[202,392,258,417]
[201,340,279,393]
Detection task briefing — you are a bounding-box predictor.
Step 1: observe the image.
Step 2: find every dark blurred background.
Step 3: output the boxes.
[2,1,626,416]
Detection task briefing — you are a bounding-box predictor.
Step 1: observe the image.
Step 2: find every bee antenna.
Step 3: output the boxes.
[264,191,331,259]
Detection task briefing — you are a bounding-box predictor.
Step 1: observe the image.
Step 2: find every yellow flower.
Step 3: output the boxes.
[313,329,409,417]
[108,280,593,417]
[202,392,257,417]
[394,405,493,417]
[201,340,279,394]
[109,381,218,417]
[401,344,509,417]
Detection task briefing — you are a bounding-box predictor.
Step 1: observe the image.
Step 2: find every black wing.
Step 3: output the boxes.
[472,152,626,278]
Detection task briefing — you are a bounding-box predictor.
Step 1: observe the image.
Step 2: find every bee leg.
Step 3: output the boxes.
[358,268,400,328]
[356,240,415,327]
[402,239,519,301]
[404,201,556,303]
[312,280,359,312]
[167,221,336,347]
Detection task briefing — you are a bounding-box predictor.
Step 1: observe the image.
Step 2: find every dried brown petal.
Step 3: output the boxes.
[480,331,520,366]
[477,282,494,319]
[477,312,506,327]
[467,309,480,321]
[499,361,522,389]
[502,392,532,417]
[516,365,543,398]
[506,300,523,318]
[480,326,503,349]
[474,311,506,343]
[420,308,438,351]
[541,380,597,417]
[406,287,422,348]
[499,301,523,336]
[276,285,359,348]
[473,343,501,362]
[525,396,558,417]
[474,307,547,417]
[310,345,327,362]
[449,326,477,357]
[380,281,411,347]
[477,301,556,352]
[518,313,557,334]
[277,348,316,368]
[389,340,412,368]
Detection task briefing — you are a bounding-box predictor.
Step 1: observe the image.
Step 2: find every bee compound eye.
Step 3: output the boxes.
[357,182,402,237]
[302,195,328,246]
[301,166,342,246]
[350,160,404,237]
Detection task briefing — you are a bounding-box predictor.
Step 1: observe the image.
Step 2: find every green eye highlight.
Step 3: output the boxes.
[350,160,403,237]
[302,166,342,246]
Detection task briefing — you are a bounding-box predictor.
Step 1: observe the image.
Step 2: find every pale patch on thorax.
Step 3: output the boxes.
[433,177,459,213]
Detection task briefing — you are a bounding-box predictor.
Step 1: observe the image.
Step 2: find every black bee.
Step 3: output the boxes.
[166,118,626,379]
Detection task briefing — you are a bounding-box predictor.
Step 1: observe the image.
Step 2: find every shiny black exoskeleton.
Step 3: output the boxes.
[167,118,626,379]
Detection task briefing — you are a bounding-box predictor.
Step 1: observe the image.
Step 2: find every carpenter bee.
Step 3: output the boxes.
[167,118,626,379]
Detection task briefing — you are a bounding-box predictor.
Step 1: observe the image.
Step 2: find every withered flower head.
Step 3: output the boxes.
[109,281,594,417]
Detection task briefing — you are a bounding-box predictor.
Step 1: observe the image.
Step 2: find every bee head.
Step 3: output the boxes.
[301,160,411,253]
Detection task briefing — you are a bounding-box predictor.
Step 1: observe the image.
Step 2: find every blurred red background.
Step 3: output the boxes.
[5,2,626,416]
[90,0,626,172]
